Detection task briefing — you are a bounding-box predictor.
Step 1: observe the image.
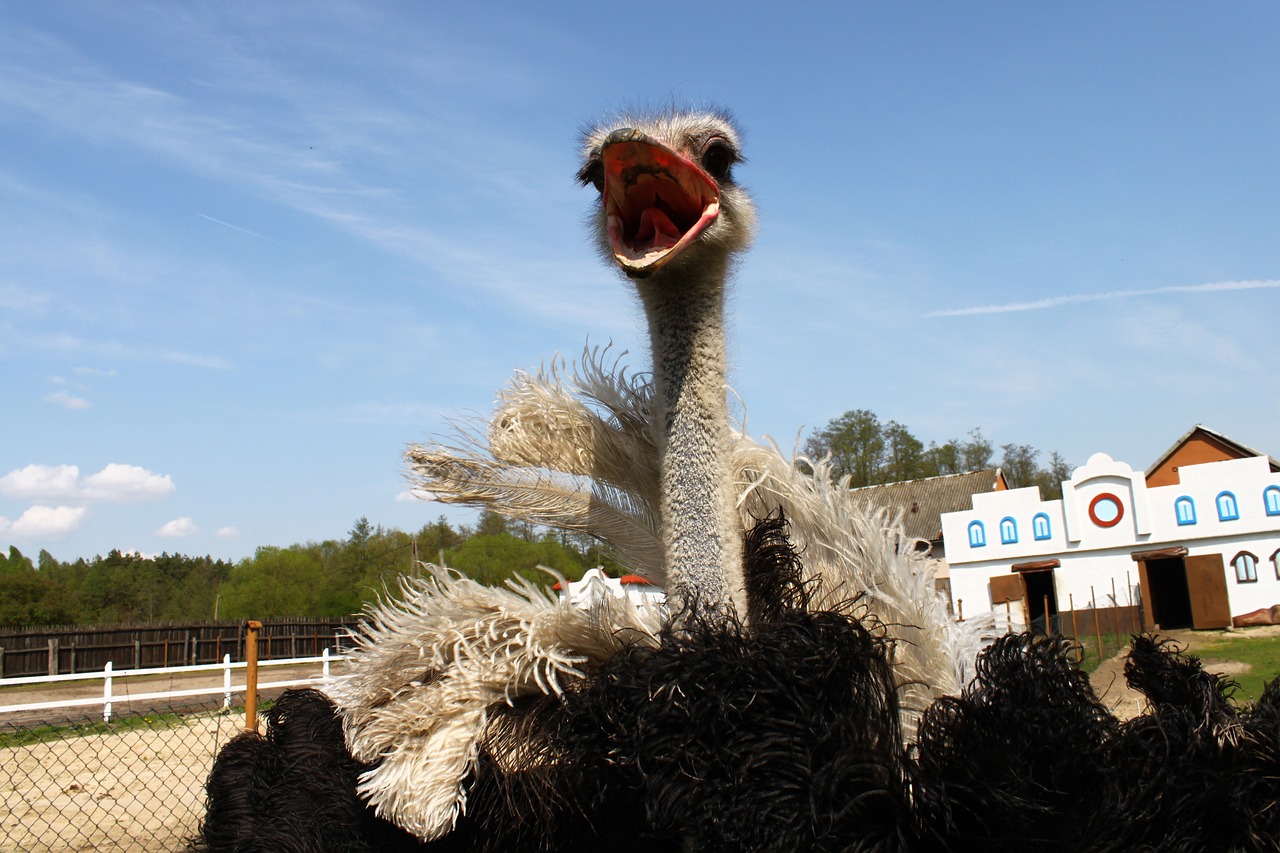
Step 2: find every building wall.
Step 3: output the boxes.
[942,453,1280,626]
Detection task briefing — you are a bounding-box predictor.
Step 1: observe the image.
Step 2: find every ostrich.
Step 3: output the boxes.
[200,108,1280,852]
[574,110,755,621]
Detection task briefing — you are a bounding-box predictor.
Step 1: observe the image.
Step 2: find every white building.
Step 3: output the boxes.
[556,567,665,610]
[941,451,1280,632]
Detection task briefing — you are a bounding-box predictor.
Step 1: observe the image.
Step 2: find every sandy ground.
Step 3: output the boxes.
[1,713,242,852]
[1,664,332,852]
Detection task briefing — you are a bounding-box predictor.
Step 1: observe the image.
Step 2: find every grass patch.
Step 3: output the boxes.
[1189,633,1280,706]
[0,711,189,749]
[1071,633,1130,674]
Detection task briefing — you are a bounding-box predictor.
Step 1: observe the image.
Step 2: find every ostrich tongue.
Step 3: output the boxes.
[602,132,720,276]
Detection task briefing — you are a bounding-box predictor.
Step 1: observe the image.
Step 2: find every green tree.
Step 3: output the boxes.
[804,408,885,486]
[1032,451,1072,501]
[960,428,994,471]
[883,420,927,483]
[1000,442,1040,490]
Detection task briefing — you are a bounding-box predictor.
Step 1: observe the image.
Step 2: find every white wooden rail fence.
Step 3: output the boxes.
[0,649,345,722]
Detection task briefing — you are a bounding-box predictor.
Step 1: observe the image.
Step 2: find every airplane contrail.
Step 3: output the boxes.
[930,279,1280,317]
[196,212,279,243]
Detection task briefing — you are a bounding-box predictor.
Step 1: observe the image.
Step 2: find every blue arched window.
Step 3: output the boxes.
[999,517,1018,544]
[1233,551,1258,583]
[1032,512,1052,540]
[1175,497,1196,526]
[1265,486,1280,517]
[1217,491,1240,521]
[968,521,986,548]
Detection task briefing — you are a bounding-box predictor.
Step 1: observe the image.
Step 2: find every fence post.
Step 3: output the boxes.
[222,653,233,712]
[134,639,141,670]
[48,638,59,676]
[244,620,262,733]
[0,646,4,678]
[1111,577,1122,656]
[1091,586,1103,660]
[103,661,113,723]
[957,599,963,622]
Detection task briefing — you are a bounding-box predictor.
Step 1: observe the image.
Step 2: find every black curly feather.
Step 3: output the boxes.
[199,516,1280,852]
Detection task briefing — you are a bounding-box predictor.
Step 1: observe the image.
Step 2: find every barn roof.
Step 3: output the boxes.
[849,468,1007,543]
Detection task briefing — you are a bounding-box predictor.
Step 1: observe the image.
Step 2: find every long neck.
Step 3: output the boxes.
[639,259,745,622]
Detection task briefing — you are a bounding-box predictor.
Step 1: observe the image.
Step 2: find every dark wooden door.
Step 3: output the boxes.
[1185,554,1231,629]
[1136,560,1155,628]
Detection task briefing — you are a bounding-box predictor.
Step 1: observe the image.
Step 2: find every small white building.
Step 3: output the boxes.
[556,567,665,610]
[942,450,1280,632]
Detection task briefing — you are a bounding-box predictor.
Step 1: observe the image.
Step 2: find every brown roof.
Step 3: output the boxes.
[1146,424,1279,478]
[849,468,1006,543]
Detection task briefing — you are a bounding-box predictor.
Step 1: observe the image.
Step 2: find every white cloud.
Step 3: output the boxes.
[215,526,238,538]
[0,464,82,500]
[82,463,175,502]
[42,390,92,410]
[9,505,87,539]
[156,516,198,537]
[0,462,175,503]
[395,488,431,503]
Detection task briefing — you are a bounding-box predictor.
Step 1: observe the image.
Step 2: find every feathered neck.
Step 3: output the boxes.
[638,258,745,621]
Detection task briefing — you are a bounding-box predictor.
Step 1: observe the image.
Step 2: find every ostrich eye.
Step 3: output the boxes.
[577,155,604,193]
[700,138,736,181]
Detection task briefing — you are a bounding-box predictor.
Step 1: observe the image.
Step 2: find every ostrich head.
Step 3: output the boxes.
[577,109,756,282]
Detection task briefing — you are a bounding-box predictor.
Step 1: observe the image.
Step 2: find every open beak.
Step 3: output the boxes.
[601,129,720,277]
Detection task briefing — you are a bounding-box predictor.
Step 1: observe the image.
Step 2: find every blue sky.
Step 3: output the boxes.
[2,2,1277,563]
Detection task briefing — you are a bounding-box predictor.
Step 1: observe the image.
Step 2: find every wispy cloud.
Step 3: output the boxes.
[930,279,1280,317]
[42,391,92,410]
[22,332,232,370]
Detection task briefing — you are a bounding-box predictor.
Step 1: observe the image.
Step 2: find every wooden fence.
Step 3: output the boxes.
[0,618,360,679]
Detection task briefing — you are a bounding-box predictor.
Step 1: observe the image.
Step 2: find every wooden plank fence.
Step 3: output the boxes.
[0,618,360,679]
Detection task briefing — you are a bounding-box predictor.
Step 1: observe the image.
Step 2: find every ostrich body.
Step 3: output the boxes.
[576,111,757,619]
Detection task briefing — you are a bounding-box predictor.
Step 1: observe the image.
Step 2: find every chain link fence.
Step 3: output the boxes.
[1,697,247,852]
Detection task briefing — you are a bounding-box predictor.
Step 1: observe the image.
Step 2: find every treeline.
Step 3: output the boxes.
[805,409,1070,497]
[3,412,1066,628]
[0,513,621,628]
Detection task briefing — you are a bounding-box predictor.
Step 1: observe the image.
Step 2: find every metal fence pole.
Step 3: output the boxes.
[222,653,233,712]
[103,660,113,723]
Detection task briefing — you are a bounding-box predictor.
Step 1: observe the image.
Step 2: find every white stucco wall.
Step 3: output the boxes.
[941,453,1280,623]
